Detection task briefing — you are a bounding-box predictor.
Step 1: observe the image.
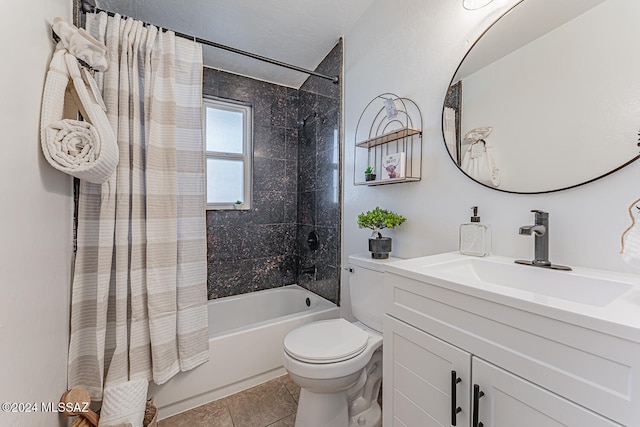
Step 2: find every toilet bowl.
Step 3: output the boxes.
[283,319,383,427]
[282,254,398,427]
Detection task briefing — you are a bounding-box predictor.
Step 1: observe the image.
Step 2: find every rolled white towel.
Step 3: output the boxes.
[40,45,117,183]
[45,119,100,166]
[461,141,501,187]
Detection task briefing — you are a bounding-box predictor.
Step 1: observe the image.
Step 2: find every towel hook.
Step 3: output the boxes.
[77,58,96,73]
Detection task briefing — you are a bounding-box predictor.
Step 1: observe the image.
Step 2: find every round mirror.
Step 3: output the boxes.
[443,0,640,193]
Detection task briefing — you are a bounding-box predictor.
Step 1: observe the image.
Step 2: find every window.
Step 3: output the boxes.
[203,97,253,210]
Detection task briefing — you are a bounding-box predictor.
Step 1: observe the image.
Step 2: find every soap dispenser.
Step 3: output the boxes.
[459,206,491,257]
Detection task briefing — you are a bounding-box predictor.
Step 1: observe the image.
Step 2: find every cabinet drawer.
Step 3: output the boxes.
[384,273,640,425]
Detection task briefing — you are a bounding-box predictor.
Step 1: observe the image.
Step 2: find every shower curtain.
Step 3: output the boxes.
[443,107,457,161]
[68,12,209,400]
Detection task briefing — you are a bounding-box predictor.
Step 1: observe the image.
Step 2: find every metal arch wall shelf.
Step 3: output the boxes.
[353,93,423,186]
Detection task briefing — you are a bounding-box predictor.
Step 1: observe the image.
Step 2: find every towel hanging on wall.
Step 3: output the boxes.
[40,18,118,183]
[620,197,640,267]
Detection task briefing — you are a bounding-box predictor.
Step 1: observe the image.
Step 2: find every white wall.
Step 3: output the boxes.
[0,2,73,427]
[342,0,640,316]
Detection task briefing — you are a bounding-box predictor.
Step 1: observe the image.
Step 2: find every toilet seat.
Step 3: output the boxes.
[284,319,370,364]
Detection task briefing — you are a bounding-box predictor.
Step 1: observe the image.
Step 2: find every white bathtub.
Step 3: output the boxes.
[148,284,339,419]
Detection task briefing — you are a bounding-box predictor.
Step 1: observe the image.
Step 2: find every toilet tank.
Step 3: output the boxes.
[348,253,400,333]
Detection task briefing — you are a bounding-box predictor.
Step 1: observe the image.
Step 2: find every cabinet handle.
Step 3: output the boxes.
[472,384,485,427]
[451,370,462,426]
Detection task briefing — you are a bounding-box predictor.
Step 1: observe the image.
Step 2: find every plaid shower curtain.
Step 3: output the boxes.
[68,12,209,400]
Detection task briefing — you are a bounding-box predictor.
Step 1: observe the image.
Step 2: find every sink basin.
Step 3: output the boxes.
[409,256,633,307]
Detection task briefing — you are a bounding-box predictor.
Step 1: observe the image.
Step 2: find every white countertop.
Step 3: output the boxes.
[385,252,640,343]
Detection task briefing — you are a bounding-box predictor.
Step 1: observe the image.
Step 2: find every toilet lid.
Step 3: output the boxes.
[284,318,370,363]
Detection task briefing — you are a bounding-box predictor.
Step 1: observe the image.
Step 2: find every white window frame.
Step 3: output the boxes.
[203,96,253,210]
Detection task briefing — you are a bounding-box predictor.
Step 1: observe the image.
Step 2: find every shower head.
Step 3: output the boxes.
[297,112,327,128]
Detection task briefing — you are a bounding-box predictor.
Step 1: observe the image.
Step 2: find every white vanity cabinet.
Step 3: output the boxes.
[472,357,618,427]
[383,269,640,426]
[384,315,471,426]
[383,316,619,426]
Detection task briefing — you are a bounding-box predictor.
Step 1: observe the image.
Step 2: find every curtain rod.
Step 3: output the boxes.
[80,1,339,85]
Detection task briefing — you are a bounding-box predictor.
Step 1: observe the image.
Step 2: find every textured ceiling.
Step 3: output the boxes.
[96,0,375,88]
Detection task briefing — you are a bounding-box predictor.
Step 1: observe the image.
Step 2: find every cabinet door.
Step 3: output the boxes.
[472,358,622,427]
[383,315,471,427]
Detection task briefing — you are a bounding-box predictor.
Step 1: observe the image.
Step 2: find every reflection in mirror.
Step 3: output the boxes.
[443,0,640,193]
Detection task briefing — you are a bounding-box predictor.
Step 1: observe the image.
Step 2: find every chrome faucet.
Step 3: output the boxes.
[519,210,550,266]
[515,210,571,271]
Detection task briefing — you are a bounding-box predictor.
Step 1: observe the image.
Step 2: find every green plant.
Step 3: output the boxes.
[357,207,406,238]
[364,166,374,174]
[234,200,242,204]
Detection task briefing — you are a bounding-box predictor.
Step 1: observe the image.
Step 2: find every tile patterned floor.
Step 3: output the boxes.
[158,375,300,427]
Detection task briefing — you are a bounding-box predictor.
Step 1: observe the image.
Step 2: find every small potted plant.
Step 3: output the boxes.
[364,166,376,182]
[233,200,243,210]
[357,206,406,259]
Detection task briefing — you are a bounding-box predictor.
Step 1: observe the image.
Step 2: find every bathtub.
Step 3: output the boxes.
[148,284,339,419]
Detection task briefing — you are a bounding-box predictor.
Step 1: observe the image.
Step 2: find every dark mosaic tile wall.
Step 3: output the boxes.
[204,69,299,299]
[206,40,342,304]
[296,41,342,304]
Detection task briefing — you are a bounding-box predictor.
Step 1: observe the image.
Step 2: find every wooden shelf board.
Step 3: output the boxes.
[355,177,421,186]
[356,127,422,148]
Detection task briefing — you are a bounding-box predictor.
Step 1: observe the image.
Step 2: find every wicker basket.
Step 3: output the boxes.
[144,398,158,427]
[70,418,93,427]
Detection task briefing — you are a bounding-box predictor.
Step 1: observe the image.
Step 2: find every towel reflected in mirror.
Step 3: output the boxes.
[460,127,501,187]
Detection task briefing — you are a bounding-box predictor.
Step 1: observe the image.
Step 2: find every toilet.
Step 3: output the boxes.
[282,254,398,427]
